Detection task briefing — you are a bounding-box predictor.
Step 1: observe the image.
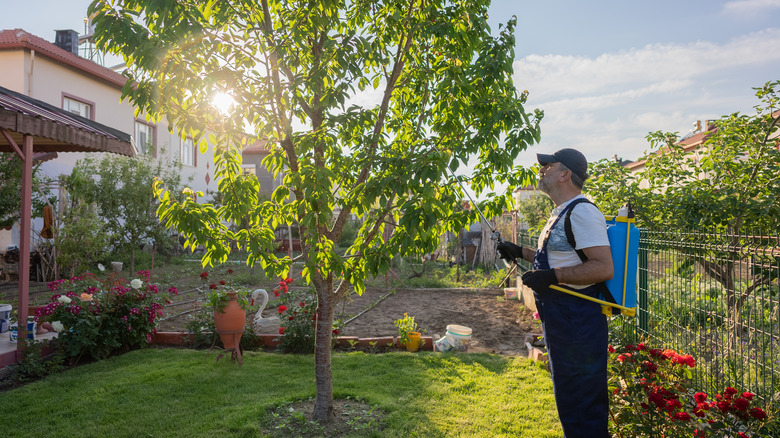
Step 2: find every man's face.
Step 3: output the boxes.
[537,162,565,194]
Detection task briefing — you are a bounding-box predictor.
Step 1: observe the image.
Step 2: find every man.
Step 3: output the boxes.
[497,148,613,438]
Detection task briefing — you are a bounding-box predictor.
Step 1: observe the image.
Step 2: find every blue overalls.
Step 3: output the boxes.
[533,202,609,438]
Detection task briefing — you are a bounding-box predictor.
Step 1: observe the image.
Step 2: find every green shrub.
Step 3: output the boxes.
[37,271,175,362]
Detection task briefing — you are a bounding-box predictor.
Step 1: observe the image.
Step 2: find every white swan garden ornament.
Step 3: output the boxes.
[251,288,281,333]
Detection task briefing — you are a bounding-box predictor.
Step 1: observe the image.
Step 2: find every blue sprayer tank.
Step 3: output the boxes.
[604,208,639,312]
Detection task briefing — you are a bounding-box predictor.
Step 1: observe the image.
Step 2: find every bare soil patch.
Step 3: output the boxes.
[336,287,539,356]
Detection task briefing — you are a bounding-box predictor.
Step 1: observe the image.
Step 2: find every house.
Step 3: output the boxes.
[623,120,717,178]
[241,138,283,199]
[0,27,222,249]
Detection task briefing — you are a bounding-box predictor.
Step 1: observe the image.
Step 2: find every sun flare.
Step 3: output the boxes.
[212,92,236,115]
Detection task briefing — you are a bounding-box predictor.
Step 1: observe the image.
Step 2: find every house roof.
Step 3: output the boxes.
[0,28,127,88]
[625,124,715,172]
[243,138,271,154]
[0,84,134,156]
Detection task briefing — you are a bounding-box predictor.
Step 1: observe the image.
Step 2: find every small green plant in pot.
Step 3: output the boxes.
[394,313,422,352]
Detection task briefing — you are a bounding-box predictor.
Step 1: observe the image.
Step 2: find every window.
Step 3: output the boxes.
[63,96,92,119]
[134,121,155,156]
[181,137,195,166]
[242,164,257,175]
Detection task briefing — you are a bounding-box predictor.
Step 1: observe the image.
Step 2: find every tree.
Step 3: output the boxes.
[62,154,186,272]
[586,80,780,346]
[0,153,55,230]
[515,191,552,233]
[90,0,540,420]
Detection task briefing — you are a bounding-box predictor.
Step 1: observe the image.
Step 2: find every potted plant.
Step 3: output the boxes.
[394,313,422,352]
[203,272,250,352]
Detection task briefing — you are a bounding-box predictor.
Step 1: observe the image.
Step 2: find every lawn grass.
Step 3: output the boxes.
[0,348,561,437]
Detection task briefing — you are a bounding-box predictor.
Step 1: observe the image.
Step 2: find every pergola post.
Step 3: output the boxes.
[17,134,33,350]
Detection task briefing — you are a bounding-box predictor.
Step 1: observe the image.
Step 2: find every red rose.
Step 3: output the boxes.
[750,407,767,420]
[332,329,339,335]
[285,277,293,284]
[694,392,707,403]
[220,280,226,285]
[742,392,754,400]
[200,272,208,280]
[717,400,731,412]
[278,305,287,314]
[209,284,217,289]
[608,345,615,353]
[673,412,691,421]
[637,343,646,350]
[648,392,665,409]
[299,301,306,307]
[228,269,233,274]
[278,327,285,334]
[724,387,738,396]
[273,290,280,297]
[733,398,749,412]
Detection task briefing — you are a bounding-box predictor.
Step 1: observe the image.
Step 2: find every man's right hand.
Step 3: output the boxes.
[496,241,524,261]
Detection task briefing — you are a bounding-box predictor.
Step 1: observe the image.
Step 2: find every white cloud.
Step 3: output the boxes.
[513,28,780,104]
[723,0,780,15]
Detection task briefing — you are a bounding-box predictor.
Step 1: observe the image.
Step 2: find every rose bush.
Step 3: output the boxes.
[37,271,175,362]
[273,277,341,353]
[608,343,771,437]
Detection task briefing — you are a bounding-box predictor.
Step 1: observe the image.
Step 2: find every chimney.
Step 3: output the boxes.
[54,29,79,56]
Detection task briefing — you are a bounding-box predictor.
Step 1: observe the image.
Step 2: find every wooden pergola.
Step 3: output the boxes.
[0,85,133,364]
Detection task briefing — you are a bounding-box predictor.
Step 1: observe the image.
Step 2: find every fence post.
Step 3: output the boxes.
[638,229,648,335]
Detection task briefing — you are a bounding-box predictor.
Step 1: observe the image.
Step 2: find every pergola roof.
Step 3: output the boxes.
[0,85,134,156]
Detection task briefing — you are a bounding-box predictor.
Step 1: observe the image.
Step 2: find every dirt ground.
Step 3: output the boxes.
[335,287,540,355]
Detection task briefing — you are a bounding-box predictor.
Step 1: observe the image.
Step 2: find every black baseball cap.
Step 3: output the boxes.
[537,148,589,181]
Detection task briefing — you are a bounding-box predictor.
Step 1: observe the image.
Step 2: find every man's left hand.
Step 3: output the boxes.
[521,269,558,292]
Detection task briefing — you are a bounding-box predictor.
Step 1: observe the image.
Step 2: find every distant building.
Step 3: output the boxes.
[624,120,717,178]
[0,27,251,248]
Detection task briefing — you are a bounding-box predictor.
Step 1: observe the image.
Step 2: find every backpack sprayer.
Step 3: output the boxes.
[443,160,638,317]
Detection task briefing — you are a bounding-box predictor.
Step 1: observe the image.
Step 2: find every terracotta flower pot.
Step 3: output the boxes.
[405,331,422,352]
[213,291,246,350]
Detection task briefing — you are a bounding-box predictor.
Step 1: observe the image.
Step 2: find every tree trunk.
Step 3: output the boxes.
[312,279,335,421]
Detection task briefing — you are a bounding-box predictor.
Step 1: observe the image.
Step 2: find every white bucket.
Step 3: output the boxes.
[0,304,10,333]
[445,324,472,352]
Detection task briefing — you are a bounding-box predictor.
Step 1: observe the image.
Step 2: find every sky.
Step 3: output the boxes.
[3,0,780,179]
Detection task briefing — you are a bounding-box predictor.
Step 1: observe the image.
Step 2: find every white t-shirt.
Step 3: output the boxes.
[536,195,609,287]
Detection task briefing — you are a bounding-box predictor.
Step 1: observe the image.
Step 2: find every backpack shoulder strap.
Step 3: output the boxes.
[563,198,593,262]
[563,198,619,310]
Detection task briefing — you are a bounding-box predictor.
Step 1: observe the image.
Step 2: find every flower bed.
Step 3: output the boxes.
[35,271,177,362]
[608,343,771,437]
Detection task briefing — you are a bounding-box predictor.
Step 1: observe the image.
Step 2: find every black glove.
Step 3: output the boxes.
[521,269,558,292]
[496,241,524,261]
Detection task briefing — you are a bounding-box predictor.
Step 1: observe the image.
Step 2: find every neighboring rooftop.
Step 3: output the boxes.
[0,28,126,88]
